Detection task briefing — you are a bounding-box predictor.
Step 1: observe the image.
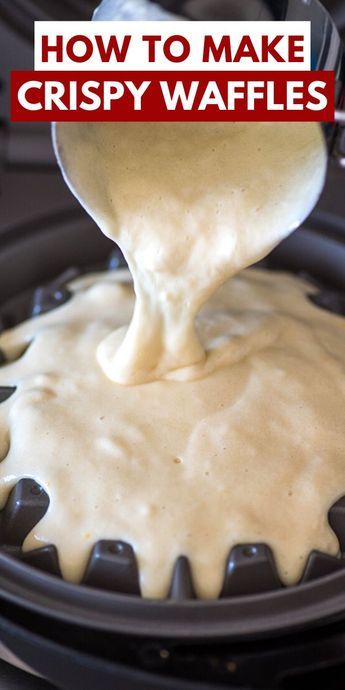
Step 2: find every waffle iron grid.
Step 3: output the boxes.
[1,253,345,601]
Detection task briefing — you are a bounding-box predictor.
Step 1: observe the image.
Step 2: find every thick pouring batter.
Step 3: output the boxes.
[2,119,344,599]
[54,122,326,384]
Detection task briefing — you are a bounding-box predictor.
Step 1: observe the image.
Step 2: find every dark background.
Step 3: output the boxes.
[0,1,345,688]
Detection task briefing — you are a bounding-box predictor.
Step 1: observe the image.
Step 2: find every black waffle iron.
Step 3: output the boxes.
[1,2,345,690]
[2,192,345,690]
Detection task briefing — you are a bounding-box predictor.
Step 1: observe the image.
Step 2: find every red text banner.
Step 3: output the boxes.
[11,70,334,122]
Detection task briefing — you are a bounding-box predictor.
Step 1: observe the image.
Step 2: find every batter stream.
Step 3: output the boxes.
[1,121,345,600]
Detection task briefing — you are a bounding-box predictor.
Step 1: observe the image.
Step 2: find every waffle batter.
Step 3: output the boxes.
[1,121,344,599]
[54,122,326,385]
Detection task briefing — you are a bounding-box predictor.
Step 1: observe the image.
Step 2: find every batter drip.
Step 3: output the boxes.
[53,122,326,384]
